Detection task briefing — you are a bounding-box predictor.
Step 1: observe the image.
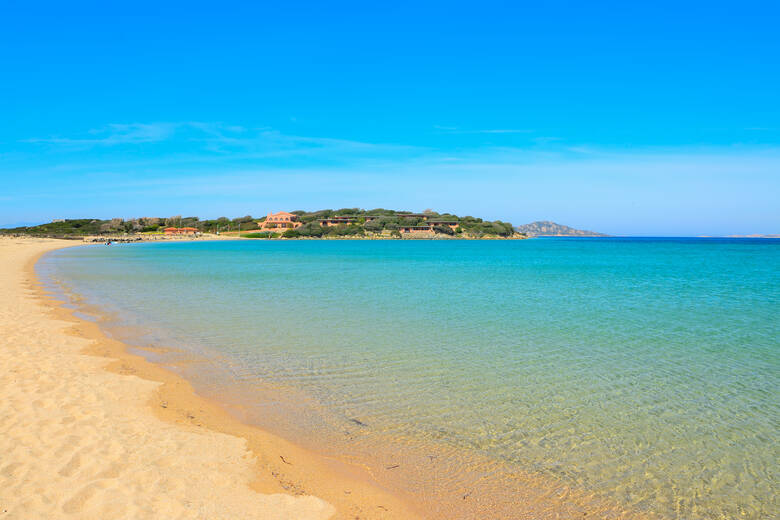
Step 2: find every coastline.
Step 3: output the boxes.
[0,231,528,242]
[0,237,421,519]
[6,237,663,520]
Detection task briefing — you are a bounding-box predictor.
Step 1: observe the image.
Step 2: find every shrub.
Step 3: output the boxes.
[333,224,364,236]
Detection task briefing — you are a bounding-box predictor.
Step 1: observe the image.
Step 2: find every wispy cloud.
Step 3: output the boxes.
[532,136,563,144]
[25,122,180,145]
[22,122,264,148]
[15,121,428,166]
[434,125,533,134]
[472,129,534,134]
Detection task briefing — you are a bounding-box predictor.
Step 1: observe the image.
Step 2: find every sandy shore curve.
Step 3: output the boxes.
[0,237,420,519]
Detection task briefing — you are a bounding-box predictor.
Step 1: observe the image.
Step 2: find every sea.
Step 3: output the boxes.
[37,238,779,519]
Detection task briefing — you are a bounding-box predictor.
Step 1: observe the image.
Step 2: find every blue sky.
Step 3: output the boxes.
[1,1,778,235]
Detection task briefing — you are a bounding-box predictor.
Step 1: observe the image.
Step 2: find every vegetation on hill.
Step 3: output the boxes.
[0,216,251,236]
[0,219,109,237]
[281,209,515,237]
[0,209,520,238]
[516,221,607,237]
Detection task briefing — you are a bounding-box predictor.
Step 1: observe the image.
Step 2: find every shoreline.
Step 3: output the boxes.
[0,232,528,242]
[1,237,421,519]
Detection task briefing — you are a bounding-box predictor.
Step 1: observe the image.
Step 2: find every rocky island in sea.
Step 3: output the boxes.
[515,220,608,237]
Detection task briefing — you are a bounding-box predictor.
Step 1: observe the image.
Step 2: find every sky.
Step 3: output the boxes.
[1,1,778,235]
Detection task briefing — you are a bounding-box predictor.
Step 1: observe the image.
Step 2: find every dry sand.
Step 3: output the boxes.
[0,237,421,520]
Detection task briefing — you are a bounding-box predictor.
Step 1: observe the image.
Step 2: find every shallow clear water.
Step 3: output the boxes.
[40,238,779,518]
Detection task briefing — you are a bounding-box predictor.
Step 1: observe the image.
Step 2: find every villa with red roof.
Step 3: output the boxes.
[260,211,302,231]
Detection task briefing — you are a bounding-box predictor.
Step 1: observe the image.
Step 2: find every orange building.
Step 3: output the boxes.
[399,225,436,234]
[260,211,302,230]
[318,216,359,227]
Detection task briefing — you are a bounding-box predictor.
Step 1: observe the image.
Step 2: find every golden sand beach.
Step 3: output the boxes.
[0,237,421,520]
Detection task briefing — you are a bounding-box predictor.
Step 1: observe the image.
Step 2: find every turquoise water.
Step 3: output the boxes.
[40,238,779,518]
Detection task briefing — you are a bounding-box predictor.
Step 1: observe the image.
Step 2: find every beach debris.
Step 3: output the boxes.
[462,492,471,500]
[377,505,388,511]
[385,464,399,470]
[350,418,367,427]
[279,455,292,465]
[160,401,168,409]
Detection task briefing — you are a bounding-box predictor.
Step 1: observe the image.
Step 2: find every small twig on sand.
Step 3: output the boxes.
[385,464,400,470]
[280,455,292,465]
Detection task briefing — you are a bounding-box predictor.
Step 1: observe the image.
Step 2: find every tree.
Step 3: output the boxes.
[335,208,361,215]
[364,219,384,233]
[433,225,455,236]
[297,222,324,237]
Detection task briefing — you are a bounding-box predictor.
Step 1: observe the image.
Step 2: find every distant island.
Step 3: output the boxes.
[725,234,780,239]
[1,209,525,240]
[516,221,608,237]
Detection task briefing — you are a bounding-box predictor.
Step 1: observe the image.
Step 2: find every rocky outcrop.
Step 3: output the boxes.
[516,221,608,237]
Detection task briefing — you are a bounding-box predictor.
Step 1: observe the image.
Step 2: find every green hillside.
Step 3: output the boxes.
[1,210,520,238]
